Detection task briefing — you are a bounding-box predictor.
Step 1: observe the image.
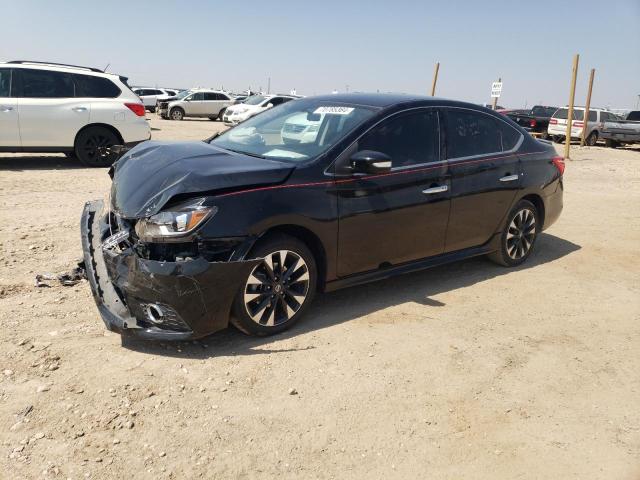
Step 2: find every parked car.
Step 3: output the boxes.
[81,94,564,340]
[281,112,324,144]
[600,110,640,147]
[132,87,178,112]
[547,106,611,145]
[158,89,233,121]
[223,94,298,125]
[507,105,558,139]
[0,60,149,166]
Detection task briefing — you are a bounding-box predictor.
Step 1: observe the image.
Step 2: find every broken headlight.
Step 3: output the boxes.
[135,198,217,242]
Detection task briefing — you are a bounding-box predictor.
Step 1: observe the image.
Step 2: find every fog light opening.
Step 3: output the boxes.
[145,304,165,324]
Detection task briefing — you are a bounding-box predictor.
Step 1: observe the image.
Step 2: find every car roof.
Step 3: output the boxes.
[303,93,493,111]
[1,61,121,78]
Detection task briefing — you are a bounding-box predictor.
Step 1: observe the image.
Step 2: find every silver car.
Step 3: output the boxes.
[160,89,233,121]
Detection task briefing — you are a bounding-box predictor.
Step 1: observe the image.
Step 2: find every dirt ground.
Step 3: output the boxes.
[1,115,638,480]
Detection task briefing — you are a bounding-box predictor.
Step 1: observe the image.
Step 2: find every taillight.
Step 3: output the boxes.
[530,119,537,128]
[549,118,558,125]
[551,156,565,176]
[125,103,146,117]
[573,121,584,128]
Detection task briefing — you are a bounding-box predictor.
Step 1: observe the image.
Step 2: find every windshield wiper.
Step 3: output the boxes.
[222,147,266,159]
[203,131,221,143]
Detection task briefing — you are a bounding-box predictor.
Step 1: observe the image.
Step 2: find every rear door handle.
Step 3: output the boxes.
[422,185,448,195]
[72,107,88,112]
[0,106,14,112]
[499,174,519,182]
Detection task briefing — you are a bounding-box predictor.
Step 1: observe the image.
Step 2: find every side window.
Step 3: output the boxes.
[281,97,293,104]
[496,121,521,151]
[203,92,217,101]
[269,97,283,106]
[589,110,598,122]
[598,111,608,122]
[20,69,74,98]
[73,74,121,98]
[189,92,204,101]
[0,69,11,97]
[445,109,501,158]
[358,110,439,168]
[217,93,230,101]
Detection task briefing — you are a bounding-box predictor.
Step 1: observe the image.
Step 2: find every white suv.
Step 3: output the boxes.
[223,94,298,125]
[0,61,150,166]
[132,87,179,112]
[547,106,611,146]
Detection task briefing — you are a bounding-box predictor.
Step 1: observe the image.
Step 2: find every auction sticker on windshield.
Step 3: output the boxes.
[313,106,354,115]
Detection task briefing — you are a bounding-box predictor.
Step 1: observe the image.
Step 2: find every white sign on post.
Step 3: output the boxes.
[491,82,503,98]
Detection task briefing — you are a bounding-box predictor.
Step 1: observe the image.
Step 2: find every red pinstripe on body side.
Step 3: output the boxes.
[215,151,548,198]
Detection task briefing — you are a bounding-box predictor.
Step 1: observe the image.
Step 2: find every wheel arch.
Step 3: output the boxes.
[521,193,545,227]
[74,123,124,147]
[255,224,328,292]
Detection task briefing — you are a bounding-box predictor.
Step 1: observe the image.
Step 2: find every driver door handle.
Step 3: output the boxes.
[499,174,519,182]
[0,106,14,112]
[72,106,88,112]
[422,185,448,195]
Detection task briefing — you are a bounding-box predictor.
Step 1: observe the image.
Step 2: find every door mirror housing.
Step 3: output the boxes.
[266,103,274,108]
[350,150,392,174]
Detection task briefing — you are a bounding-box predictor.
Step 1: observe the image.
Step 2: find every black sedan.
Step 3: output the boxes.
[81,94,564,340]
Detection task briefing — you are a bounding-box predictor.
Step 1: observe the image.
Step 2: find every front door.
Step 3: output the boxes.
[336,109,450,276]
[442,108,523,252]
[184,92,205,116]
[0,68,20,147]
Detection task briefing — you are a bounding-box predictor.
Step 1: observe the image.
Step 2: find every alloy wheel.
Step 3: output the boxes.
[506,208,536,260]
[83,134,116,164]
[243,250,310,327]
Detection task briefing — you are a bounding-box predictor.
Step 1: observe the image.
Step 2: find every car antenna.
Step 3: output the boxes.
[103,62,110,72]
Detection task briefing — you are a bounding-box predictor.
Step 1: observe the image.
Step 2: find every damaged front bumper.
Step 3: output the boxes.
[80,200,260,340]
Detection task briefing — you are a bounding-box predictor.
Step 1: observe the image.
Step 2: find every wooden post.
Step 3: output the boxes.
[580,68,595,146]
[564,54,579,159]
[430,62,440,96]
[492,77,501,110]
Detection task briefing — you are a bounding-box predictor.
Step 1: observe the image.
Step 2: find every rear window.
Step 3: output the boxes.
[73,74,121,98]
[531,106,557,117]
[20,69,74,98]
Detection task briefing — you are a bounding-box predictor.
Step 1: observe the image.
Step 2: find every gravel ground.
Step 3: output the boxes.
[0,115,639,479]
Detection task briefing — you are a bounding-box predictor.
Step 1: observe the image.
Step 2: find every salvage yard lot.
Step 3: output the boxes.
[0,116,638,479]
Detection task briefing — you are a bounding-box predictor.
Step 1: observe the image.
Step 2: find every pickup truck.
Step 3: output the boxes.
[600,111,640,147]
[506,105,558,139]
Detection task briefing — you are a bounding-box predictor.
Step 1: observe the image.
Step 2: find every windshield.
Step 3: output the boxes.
[212,98,377,162]
[175,90,192,100]
[244,95,267,105]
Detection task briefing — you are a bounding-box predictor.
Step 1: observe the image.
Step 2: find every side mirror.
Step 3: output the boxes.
[350,150,392,174]
[266,103,274,108]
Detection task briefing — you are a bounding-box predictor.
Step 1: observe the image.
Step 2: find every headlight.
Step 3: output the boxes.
[135,198,216,242]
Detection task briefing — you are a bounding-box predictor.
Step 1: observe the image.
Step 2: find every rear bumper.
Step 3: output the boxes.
[80,200,260,341]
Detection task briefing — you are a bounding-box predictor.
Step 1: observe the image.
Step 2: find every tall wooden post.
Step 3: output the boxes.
[492,77,501,110]
[580,68,595,146]
[564,54,579,159]
[430,62,440,96]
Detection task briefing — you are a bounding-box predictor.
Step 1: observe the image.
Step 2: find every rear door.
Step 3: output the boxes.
[443,108,523,252]
[202,92,223,116]
[15,68,90,147]
[336,108,451,276]
[0,68,20,147]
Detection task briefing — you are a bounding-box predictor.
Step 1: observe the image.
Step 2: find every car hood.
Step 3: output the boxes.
[110,141,294,218]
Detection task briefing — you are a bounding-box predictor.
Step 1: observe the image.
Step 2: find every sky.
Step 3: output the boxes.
[1,0,639,109]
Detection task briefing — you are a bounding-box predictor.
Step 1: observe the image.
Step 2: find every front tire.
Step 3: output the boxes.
[74,126,120,167]
[489,200,539,267]
[217,108,227,121]
[231,234,317,336]
[170,108,184,121]
[604,138,619,148]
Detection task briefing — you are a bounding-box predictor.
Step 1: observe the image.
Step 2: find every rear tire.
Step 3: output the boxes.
[231,234,317,336]
[74,126,120,167]
[488,199,539,267]
[585,131,598,146]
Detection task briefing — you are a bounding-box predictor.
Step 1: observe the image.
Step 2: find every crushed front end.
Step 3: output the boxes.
[80,200,260,340]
